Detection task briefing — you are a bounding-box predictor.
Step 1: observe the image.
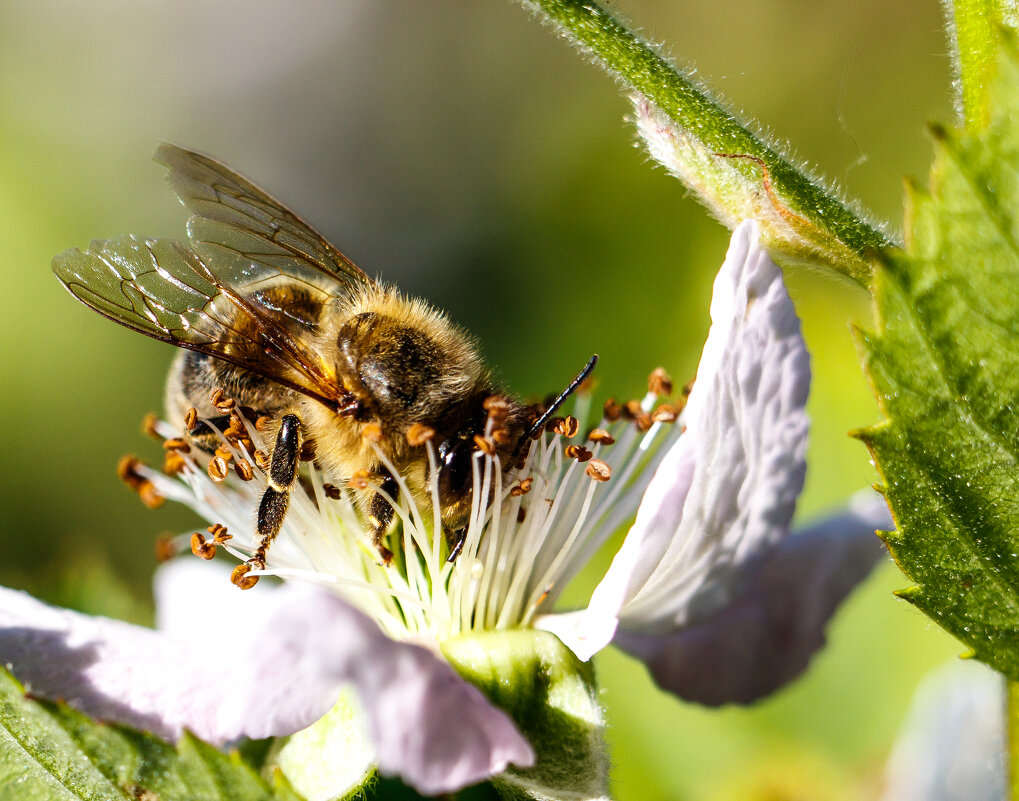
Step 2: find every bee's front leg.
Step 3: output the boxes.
[367,470,398,565]
[248,413,302,571]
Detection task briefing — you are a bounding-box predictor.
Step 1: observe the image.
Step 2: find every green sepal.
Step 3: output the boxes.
[0,666,303,801]
[443,630,608,801]
[272,687,376,801]
[858,37,1019,678]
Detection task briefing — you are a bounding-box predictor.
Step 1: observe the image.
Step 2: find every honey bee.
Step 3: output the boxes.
[53,144,596,570]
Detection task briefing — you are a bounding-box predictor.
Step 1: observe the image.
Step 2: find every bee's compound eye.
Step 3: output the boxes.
[437,438,473,501]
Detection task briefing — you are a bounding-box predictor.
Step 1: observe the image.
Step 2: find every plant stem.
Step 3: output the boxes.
[521,0,893,271]
[945,0,1019,129]
[1009,680,1019,800]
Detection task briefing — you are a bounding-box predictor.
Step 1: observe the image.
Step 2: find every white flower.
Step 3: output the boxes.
[0,221,890,798]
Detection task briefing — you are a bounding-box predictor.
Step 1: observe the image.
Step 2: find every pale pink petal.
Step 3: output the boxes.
[612,493,890,705]
[546,221,809,660]
[0,580,532,795]
[881,662,1004,801]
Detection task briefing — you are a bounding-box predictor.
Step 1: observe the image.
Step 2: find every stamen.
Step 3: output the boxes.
[565,444,593,462]
[647,367,673,396]
[191,532,217,560]
[406,423,435,447]
[231,563,259,590]
[553,416,580,438]
[587,428,615,445]
[183,407,198,431]
[584,459,612,482]
[361,423,382,442]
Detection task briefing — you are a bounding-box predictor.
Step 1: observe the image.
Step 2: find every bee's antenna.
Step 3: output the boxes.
[524,354,599,441]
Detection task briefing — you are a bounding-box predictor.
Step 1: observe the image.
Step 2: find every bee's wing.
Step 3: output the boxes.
[53,235,347,410]
[154,143,373,301]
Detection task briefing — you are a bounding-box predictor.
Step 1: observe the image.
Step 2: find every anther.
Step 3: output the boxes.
[585,458,612,482]
[234,459,254,481]
[255,415,271,432]
[208,456,229,482]
[587,428,616,445]
[190,532,217,560]
[648,367,673,396]
[565,444,593,462]
[622,400,642,419]
[253,450,270,471]
[406,423,436,447]
[553,416,580,438]
[510,477,534,497]
[492,427,512,445]
[212,447,232,465]
[652,404,679,423]
[208,523,231,543]
[361,423,382,442]
[138,481,165,509]
[473,434,495,455]
[154,535,177,563]
[211,388,235,411]
[300,439,317,461]
[117,455,145,490]
[142,413,162,440]
[322,483,342,500]
[162,438,191,453]
[163,451,186,476]
[230,563,260,590]
[184,407,199,431]
[603,398,623,422]
[517,506,527,523]
[348,470,372,491]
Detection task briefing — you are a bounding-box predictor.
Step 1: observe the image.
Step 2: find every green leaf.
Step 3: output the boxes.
[519,0,893,285]
[443,630,607,801]
[0,666,304,801]
[944,0,1019,130]
[858,39,1019,679]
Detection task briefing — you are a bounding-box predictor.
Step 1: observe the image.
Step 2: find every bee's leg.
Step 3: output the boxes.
[445,527,467,563]
[367,470,398,565]
[249,414,302,570]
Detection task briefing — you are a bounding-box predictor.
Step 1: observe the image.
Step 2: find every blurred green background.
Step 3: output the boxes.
[0,1,963,798]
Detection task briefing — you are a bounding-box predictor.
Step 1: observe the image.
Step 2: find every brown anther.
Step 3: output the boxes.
[483,395,509,412]
[230,563,260,590]
[623,399,643,420]
[510,477,534,497]
[138,481,165,509]
[633,411,653,432]
[361,423,383,442]
[300,439,317,462]
[323,483,342,500]
[184,407,199,431]
[142,413,162,440]
[234,459,254,481]
[208,456,229,482]
[473,434,495,455]
[255,415,271,432]
[585,458,612,482]
[517,506,527,523]
[544,416,564,435]
[587,428,616,445]
[553,416,580,438]
[253,450,270,470]
[162,437,190,453]
[163,451,186,476]
[213,446,234,465]
[492,427,512,445]
[154,535,176,564]
[565,444,593,462]
[603,398,623,422]
[207,523,231,543]
[348,470,372,491]
[648,367,673,396]
[407,422,436,447]
[578,375,596,395]
[190,532,217,560]
[652,404,679,424]
[211,388,235,411]
[117,455,145,489]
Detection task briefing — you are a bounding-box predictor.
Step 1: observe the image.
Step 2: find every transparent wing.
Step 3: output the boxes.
[154,143,373,304]
[53,235,347,410]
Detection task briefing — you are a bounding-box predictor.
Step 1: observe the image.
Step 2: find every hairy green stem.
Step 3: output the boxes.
[945,0,1019,129]
[521,0,893,284]
[1009,680,1019,800]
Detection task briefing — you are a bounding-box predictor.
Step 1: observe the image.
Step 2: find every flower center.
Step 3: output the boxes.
[124,372,686,643]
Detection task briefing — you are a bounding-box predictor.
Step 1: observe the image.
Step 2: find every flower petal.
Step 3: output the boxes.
[0,573,532,795]
[544,221,810,660]
[612,493,891,705]
[881,661,1004,801]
